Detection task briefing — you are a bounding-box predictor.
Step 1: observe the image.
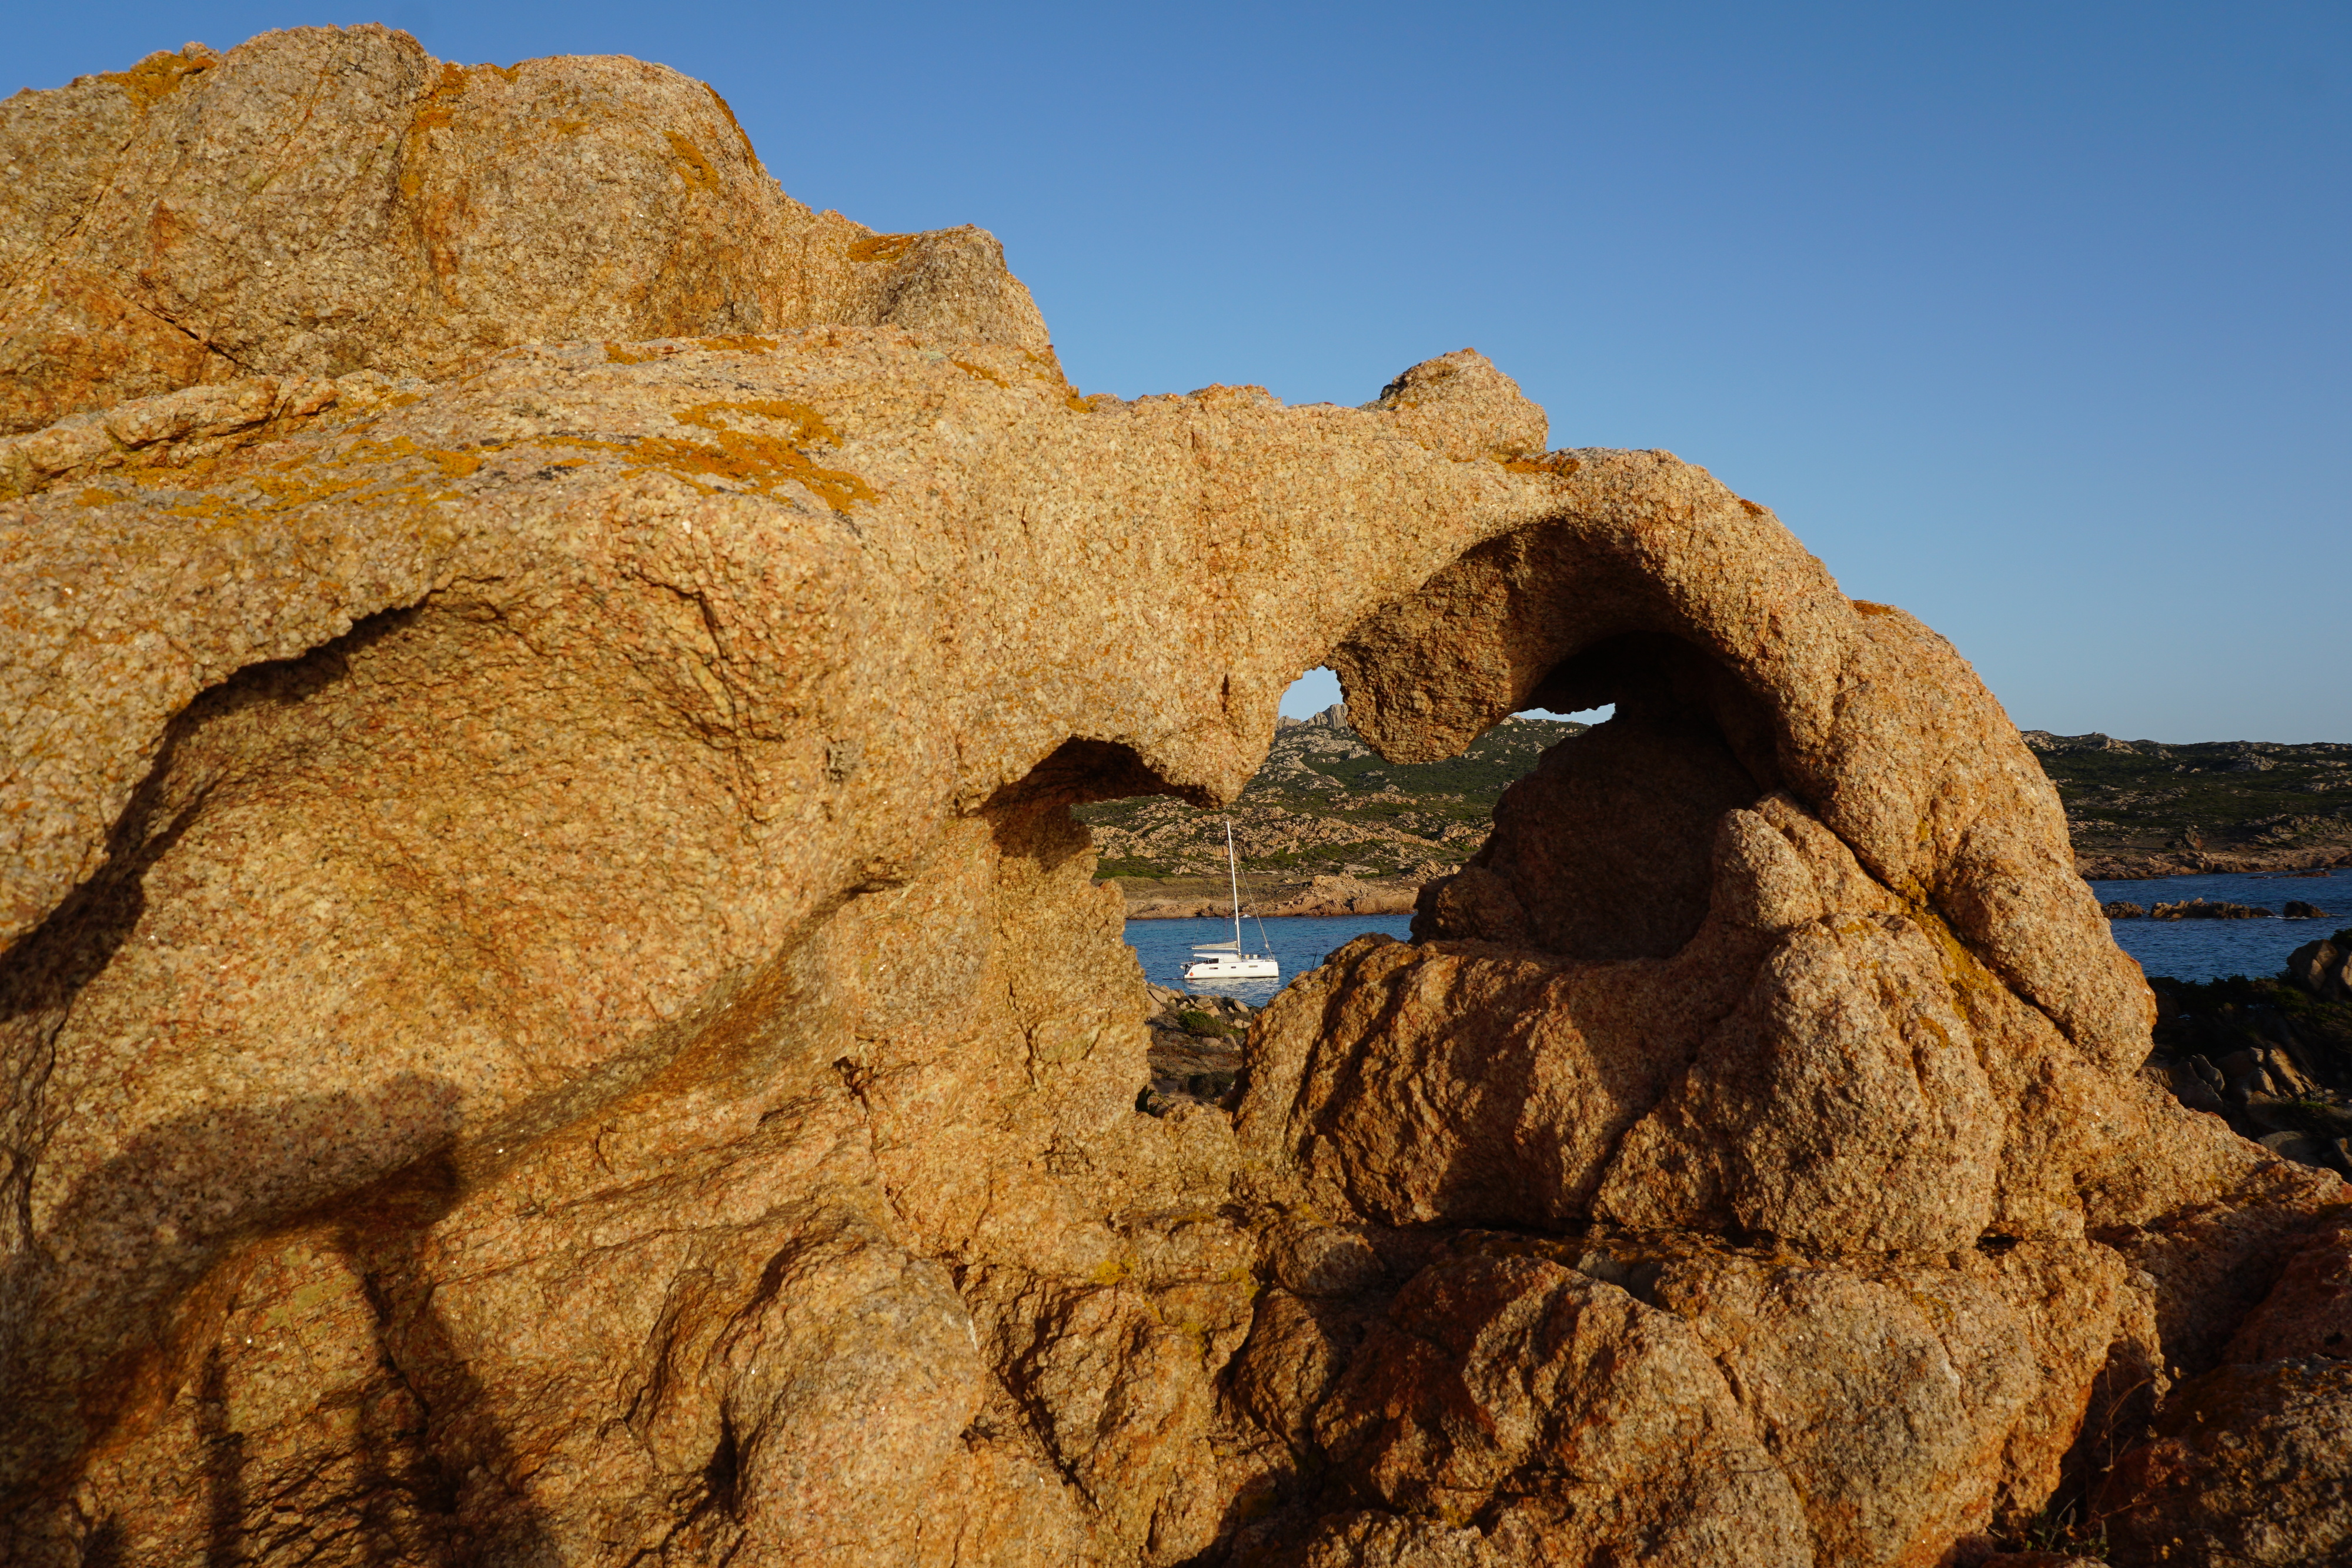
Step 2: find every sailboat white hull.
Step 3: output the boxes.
[1183,954,1279,979]
[1185,818,1281,982]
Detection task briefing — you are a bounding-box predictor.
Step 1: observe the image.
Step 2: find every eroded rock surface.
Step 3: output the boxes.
[0,27,1053,437]
[3,27,2348,1568]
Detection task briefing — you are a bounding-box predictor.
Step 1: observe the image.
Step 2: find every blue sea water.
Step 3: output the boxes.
[1123,870,2351,1002]
[1124,914,1415,1005]
[2089,868,2351,984]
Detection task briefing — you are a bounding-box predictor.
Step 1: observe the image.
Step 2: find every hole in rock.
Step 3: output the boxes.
[1283,664,1609,726]
[985,737,1197,815]
[1278,666,1346,720]
[984,735,1207,882]
[1414,632,1780,961]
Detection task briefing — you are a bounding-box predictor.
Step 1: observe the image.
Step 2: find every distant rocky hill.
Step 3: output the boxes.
[1077,705,1585,913]
[1087,714,2352,910]
[2027,731,2352,877]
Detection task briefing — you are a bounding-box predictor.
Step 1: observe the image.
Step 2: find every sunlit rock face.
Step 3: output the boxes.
[0,24,1057,440]
[3,26,2347,1568]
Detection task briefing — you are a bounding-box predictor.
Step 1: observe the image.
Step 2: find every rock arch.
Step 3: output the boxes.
[1,28,2344,1568]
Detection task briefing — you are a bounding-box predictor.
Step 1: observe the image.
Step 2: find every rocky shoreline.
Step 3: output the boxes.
[1079,708,1574,888]
[2080,848,2352,879]
[1092,715,2352,892]
[1122,872,1421,920]
[2103,897,2338,920]
[1139,984,1252,1112]
[2030,730,2352,875]
[2144,931,2352,1173]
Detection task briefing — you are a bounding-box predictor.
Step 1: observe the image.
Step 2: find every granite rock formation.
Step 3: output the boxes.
[0,27,1052,439]
[6,26,2352,1568]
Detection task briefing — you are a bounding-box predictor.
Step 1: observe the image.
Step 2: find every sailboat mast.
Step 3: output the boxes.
[1225,819,1243,950]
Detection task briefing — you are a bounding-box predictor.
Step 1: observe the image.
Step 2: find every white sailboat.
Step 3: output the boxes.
[1184,820,1279,981]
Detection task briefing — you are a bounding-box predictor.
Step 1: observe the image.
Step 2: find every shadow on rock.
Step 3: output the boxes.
[0,1076,556,1566]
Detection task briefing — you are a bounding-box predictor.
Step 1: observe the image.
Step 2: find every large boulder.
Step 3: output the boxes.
[0,27,1053,437]
[2099,1359,2352,1567]
[2,27,2345,1568]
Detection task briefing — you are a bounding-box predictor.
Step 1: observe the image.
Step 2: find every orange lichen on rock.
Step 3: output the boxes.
[848,232,923,264]
[97,46,217,111]
[664,130,721,190]
[950,356,1010,388]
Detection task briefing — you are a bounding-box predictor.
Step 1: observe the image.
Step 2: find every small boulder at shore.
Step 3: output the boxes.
[2287,900,2333,920]
[2289,934,2352,1004]
[2102,900,2147,918]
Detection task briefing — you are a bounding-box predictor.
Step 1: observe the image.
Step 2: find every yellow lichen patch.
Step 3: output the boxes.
[75,487,116,508]
[1499,454,1582,476]
[1000,349,1090,411]
[1907,900,2009,1002]
[675,399,838,448]
[847,233,920,265]
[93,389,873,546]
[398,66,470,196]
[101,49,212,112]
[605,342,663,365]
[247,436,496,502]
[630,433,874,509]
[243,467,388,511]
[950,358,1008,389]
[694,336,780,355]
[622,400,876,509]
[1852,600,1899,617]
[664,132,720,192]
[553,118,589,136]
[704,84,758,162]
[136,432,489,534]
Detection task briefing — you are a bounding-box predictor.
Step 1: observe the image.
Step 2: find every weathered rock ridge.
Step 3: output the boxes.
[5,27,2351,1568]
[0,26,1053,440]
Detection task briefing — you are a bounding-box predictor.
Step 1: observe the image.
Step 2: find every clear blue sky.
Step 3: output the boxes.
[15,2,2347,741]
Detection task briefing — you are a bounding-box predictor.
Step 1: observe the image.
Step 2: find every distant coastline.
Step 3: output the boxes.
[1091,719,2352,899]
[1115,871,1422,920]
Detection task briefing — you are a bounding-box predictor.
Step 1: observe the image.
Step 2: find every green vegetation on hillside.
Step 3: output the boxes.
[1075,716,1584,882]
[1079,718,2352,890]
[2026,733,2352,872]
